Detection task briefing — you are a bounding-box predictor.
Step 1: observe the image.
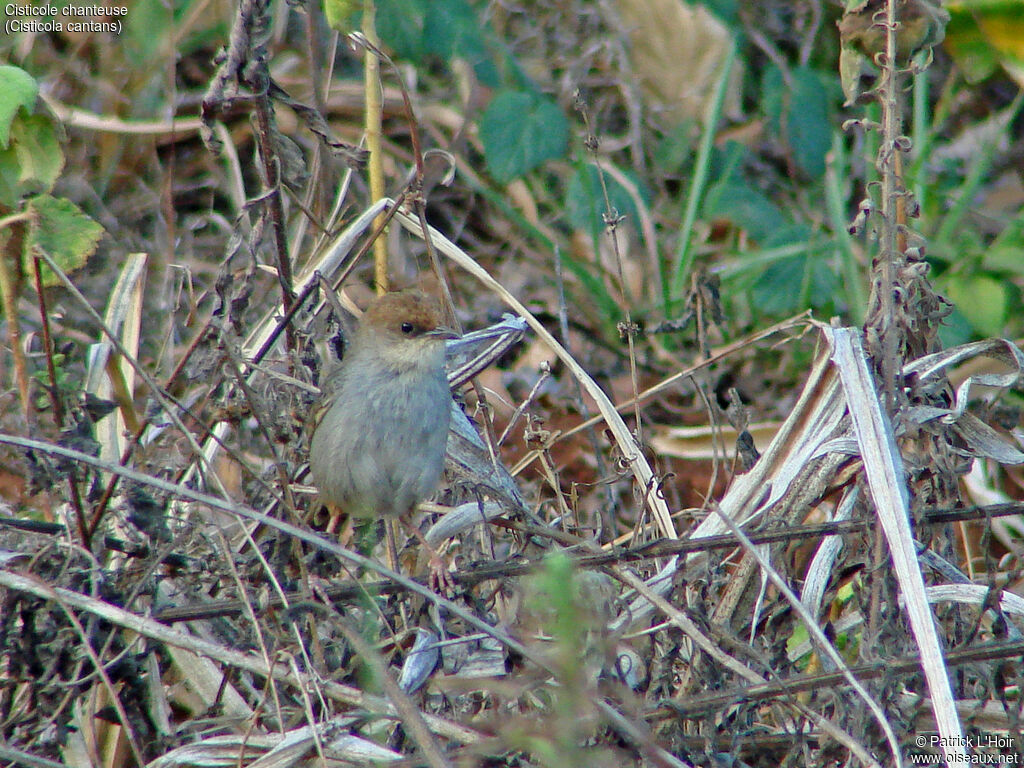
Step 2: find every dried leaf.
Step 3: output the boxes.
[615,0,740,127]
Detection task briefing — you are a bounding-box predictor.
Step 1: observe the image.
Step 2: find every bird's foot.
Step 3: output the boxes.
[427,553,457,598]
[402,518,457,598]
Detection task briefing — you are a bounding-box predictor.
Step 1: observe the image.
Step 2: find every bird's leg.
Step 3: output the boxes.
[385,518,401,573]
[386,519,412,628]
[400,518,456,597]
[323,501,342,535]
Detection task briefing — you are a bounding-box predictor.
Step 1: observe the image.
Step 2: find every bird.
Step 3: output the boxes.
[308,289,457,590]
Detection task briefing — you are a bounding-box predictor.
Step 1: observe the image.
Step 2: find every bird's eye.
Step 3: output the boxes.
[400,321,414,335]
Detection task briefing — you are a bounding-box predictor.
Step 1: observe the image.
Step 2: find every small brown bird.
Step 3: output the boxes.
[309,290,457,588]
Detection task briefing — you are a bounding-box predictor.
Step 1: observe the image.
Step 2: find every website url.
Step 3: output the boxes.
[909,754,1020,766]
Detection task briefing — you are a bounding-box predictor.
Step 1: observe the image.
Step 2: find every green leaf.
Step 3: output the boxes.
[479,90,568,183]
[24,195,104,288]
[751,253,838,314]
[323,0,359,32]
[10,114,64,196]
[702,0,739,23]
[786,622,810,663]
[565,164,647,239]
[422,0,478,58]
[938,306,975,348]
[763,66,833,179]
[0,146,21,208]
[375,0,501,85]
[983,245,1024,276]
[788,68,832,178]
[944,273,1009,337]
[422,0,500,85]
[944,7,1000,83]
[0,66,38,149]
[744,226,839,314]
[653,120,697,176]
[703,180,786,243]
[839,46,868,106]
[376,0,429,61]
[944,1,1024,84]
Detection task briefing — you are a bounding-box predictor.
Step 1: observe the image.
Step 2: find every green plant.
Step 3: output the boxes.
[0,64,103,420]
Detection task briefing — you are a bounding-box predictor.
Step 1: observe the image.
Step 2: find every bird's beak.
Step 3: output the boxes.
[429,325,460,341]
